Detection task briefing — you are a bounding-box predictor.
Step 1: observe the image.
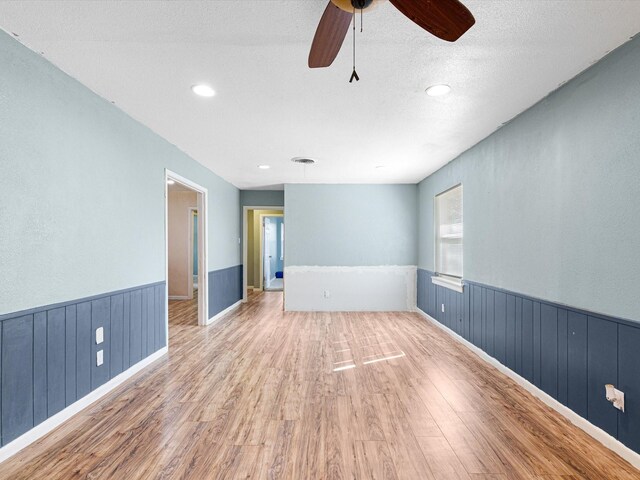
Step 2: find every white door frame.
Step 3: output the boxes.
[188,207,198,298]
[242,206,283,302]
[165,169,209,327]
[259,213,284,292]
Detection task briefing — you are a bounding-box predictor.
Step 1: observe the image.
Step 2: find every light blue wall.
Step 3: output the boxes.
[0,31,240,315]
[418,35,640,322]
[285,184,417,266]
[240,190,284,208]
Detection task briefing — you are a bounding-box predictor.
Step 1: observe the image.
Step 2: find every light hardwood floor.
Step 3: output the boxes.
[0,291,638,479]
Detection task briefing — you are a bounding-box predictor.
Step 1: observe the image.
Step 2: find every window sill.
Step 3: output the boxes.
[431,275,464,293]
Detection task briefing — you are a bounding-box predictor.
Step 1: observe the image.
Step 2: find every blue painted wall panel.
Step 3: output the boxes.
[494,291,507,365]
[416,271,640,455]
[540,304,558,399]
[521,299,534,383]
[141,289,148,359]
[155,284,166,350]
[65,305,77,406]
[463,285,471,341]
[533,302,541,387]
[506,294,516,371]
[33,311,47,425]
[145,287,155,357]
[46,307,66,417]
[91,297,110,390]
[123,293,131,369]
[110,294,124,377]
[2,315,34,444]
[557,309,568,406]
[0,281,166,447]
[587,316,618,437]
[618,324,640,452]
[567,311,588,418]
[471,284,482,348]
[76,302,91,399]
[515,296,523,375]
[208,265,243,318]
[130,290,143,365]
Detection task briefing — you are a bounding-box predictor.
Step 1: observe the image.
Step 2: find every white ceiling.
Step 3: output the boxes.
[2,1,639,189]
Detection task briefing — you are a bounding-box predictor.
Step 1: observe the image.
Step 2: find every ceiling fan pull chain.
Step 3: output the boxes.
[361,6,363,33]
[350,6,359,83]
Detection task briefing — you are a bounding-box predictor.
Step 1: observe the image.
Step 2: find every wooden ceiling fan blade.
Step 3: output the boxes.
[308,1,353,68]
[389,0,475,42]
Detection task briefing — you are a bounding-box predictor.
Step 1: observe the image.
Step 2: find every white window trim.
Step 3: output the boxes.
[431,275,464,293]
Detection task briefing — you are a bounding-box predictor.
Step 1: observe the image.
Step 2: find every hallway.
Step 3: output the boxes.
[0,292,636,479]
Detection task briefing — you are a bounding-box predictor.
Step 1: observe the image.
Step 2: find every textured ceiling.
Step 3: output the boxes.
[1,1,639,189]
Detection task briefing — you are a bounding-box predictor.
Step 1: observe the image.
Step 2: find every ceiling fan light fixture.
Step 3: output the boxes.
[191,84,216,97]
[426,84,451,97]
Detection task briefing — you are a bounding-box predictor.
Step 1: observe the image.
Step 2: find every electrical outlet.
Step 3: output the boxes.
[441,304,445,313]
[96,327,104,345]
[324,290,330,299]
[96,350,104,367]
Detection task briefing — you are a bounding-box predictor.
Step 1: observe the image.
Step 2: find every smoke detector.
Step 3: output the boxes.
[291,157,317,165]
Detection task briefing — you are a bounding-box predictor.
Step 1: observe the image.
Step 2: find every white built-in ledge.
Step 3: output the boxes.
[431,275,464,293]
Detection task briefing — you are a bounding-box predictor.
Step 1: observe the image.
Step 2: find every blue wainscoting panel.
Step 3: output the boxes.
[494,291,507,365]
[110,294,124,378]
[91,297,111,390]
[557,309,568,406]
[209,265,243,318]
[0,281,166,447]
[587,316,618,437]
[33,312,48,426]
[1,315,34,445]
[47,307,67,417]
[76,302,92,399]
[505,294,517,372]
[415,269,640,456]
[618,324,640,452]
[540,304,558,399]
[65,305,77,407]
[567,311,588,418]
[521,299,534,384]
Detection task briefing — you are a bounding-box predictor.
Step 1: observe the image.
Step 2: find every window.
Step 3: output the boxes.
[435,184,463,280]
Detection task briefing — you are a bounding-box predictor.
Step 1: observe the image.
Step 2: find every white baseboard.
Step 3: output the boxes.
[0,346,168,464]
[284,265,416,312]
[207,300,242,326]
[168,295,190,300]
[415,308,640,471]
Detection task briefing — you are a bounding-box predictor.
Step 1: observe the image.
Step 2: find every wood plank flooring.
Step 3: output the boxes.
[0,291,638,479]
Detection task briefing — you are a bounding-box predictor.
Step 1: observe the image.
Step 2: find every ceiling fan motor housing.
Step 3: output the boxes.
[331,0,378,13]
[352,0,374,9]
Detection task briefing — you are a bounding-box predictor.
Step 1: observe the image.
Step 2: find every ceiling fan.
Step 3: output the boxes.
[308,0,475,69]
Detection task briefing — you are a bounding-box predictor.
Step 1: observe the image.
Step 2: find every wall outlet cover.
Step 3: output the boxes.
[96,350,104,367]
[441,304,445,313]
[96,327,104,345]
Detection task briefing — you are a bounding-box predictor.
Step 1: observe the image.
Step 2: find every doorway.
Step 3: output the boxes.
[262,215,284,291]
[242,206,284,301]
[165,170,208,328]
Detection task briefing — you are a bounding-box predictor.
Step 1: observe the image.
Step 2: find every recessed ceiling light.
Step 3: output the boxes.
[191,84,216,97]
[167,179,175,185]
[426,84,451,97]
[258,165,270,169]
[375,165,385,169]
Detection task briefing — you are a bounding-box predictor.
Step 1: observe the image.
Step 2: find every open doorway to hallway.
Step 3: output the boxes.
[166,170,208,329]
[242,206,284,300]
